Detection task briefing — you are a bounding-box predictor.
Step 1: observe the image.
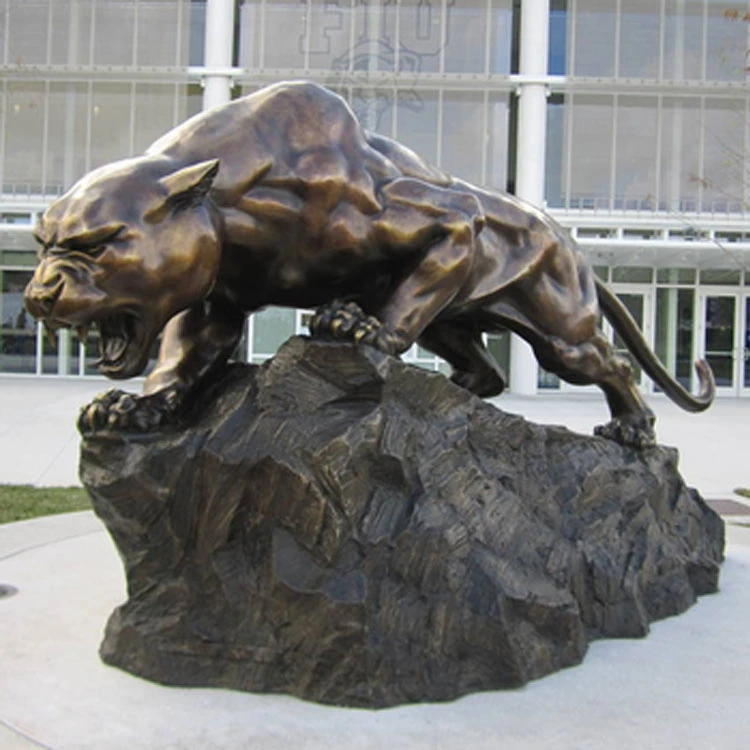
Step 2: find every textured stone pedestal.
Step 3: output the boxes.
[80,337,724,708]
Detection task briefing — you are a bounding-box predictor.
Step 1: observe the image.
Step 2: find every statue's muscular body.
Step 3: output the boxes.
[25,81,713,446]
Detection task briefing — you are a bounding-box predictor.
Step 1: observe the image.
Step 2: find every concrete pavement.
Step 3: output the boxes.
[0,513,749,750]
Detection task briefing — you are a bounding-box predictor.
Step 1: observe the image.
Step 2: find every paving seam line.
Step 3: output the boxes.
[0,528,103,563]
[0,717,55,750]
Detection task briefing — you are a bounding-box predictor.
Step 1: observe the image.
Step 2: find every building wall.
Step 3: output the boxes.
[1,0,749,395]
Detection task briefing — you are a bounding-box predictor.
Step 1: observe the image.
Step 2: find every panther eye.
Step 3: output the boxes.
[56,225,126,256]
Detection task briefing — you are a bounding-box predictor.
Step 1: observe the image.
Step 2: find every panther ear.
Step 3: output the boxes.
[158,159,220,213]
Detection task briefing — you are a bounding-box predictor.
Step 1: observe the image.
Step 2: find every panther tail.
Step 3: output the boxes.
[596,279,715,412]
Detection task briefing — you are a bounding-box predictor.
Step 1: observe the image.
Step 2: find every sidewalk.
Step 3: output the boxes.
[0,514,749,749]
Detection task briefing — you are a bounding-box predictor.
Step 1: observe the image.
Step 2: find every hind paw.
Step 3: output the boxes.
[450,368,506,398]
[309,300,406,355]
[594,413,656,449]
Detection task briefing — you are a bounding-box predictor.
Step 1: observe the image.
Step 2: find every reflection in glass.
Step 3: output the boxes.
[615,97,658,209]
[252,307,296,358]
[441,92,484,185]
[663,0,704,80]
[545,94,565,207]
[42,329,76,376]
[745,298,750,390]
[612,267,653,284]
[569,95,614,208]
[239,0,511,75]
[701,99,747,213]
[548,0,567,75]
[0,270,35,374]
[618,0,660,78]
[4,82,46,195]
[660,98,701,213]
[573,0,616,77]
[704,296,736,389]
[656,288,694,390]
[613,293,644,383]
[395,90,439,166]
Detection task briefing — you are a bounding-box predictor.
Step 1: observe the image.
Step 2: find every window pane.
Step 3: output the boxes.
[137,1,188,66]
[701,99,747,213]
[0,270,36,374]
[655,288,694,390]
[7,0,49,66]
[705,4,748,81]
[395,89,439,166]
[663,0,704,80]
[549,0,567,75]
[486,92,510,192]
[47,82,89,194]
[133,84,179,154]
[259,1,306,68]
[189,0,206,66]
[545,94,565,207]
[3,81,46,194]
[93,1,135,66]
[345,86,395,135]
[441,91,483,185]
[656,268,696,284]
[394,0,441,75]
[50,0,93,65]
[252,307,296,356]
[489,0,513,74]
[614,96,658,209]
[90,83,134,168]
[660,98,701,213]
[700,268,742,286]
[612,267,653,284]
[573,0,616,77]
[568,95,614,209]
[305,0,351,72]
[618,0,660,78]
[42,329,77,376]
[443,1,487,74]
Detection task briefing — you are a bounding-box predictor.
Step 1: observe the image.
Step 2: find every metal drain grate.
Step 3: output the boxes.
[0,583,19,599]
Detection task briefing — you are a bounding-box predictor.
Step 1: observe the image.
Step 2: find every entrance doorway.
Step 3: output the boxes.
[699,292,750,397]
[603,287,654,393]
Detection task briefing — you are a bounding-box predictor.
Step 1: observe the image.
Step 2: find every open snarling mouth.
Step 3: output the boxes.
[41,311,149,378]
[95,313,144,375]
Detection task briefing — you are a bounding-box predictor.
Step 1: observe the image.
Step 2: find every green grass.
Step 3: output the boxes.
[0,485,91,525]
[735,488,750,500]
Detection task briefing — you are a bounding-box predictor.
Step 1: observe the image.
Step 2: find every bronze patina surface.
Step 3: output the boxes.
[24,80,714,446]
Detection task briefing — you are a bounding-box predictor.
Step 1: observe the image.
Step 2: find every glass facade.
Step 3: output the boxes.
[548,0,750,212]
[0,0,201,198]
[1,0,749,396]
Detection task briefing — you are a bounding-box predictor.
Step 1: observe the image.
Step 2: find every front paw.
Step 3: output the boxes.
[308,300,406,355]
[594,413,656,449]
[78,388,181,436]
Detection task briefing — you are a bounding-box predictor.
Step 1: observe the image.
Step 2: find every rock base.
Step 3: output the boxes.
[80,337,724,708]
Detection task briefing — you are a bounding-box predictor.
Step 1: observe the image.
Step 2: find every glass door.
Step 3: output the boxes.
[743,295,750,396]
[603,287,653,392]
[700,293,740,395]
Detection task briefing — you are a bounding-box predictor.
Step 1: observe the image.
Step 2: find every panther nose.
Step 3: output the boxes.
[24,271,64,320]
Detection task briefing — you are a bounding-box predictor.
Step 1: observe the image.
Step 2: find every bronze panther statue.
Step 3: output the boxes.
[24,81,714,447]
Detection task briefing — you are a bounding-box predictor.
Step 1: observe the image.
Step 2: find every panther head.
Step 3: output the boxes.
[24,157,222,379]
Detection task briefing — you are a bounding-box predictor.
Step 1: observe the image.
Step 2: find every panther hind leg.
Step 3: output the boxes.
[418,320,506,398]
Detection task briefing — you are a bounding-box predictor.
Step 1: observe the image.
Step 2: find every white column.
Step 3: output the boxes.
[57,329,71,376]
[510,0,551,396]
[203,0,236,110]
